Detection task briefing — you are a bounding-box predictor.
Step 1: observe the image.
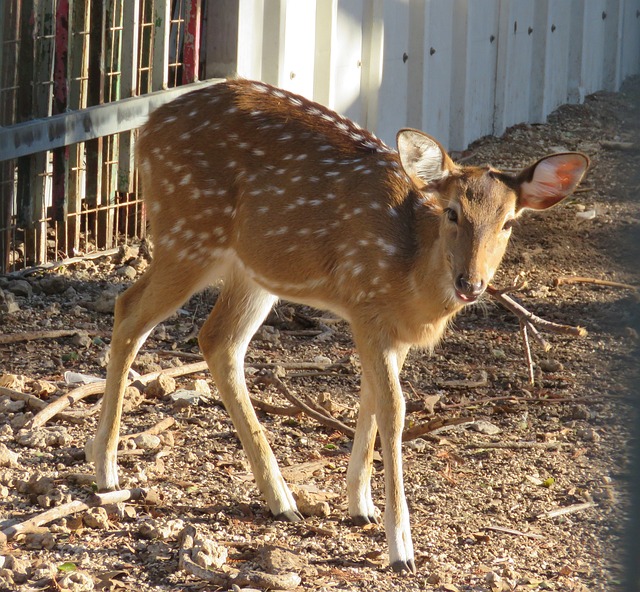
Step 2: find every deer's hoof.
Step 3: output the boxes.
[274,509,304,522]
[391,558,416,575]
[352,514,378,526]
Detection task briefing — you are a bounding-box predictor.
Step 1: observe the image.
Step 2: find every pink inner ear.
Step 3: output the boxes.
[521,154,587,210]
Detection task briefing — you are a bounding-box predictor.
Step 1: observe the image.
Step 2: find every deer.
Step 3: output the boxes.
[87,78,589,574]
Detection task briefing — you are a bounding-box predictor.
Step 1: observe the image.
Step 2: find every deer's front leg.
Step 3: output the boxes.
[357,338,415,574]
[347,373,378,524]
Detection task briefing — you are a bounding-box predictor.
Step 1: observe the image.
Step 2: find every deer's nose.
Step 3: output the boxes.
[454,275,485,301]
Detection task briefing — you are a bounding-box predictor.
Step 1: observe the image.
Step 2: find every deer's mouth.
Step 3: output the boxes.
[454,289,482,304]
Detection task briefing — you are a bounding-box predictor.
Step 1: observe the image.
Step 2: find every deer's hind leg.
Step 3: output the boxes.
[198,271,301,521]
[91,257,218,491]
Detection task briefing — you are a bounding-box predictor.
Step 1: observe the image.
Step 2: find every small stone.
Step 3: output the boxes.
[0,443,19,467]
[468,420,502,435]
[292,489,331,518]
[134,433,161,450]
[83,507,110,529]
[577,428,601,442]
[192,537,228,569]
[57,571,95,591]
[405,438,428,453]
[30,379,57,397]
[0,398,26,413]
[71,332,92,348]
[539,358,563,373]
[138,518,184,540]
[145,374,176,399]
[39,276,68,295]
[491,348,506,360]
[89,291,118,314]
[122,386,144,413]
[170,390,202,407]
[7,279,32,298]
[566,404,593,420]
[116,265,137,279]
[188,378,212,397]
[24,532,56,550]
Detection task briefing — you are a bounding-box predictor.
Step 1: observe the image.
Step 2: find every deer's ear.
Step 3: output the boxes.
[517,153,589,211]
[397,129,456,187]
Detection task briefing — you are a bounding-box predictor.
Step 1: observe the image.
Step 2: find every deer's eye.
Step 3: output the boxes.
[444,208,458,224]
[502,218,516,232]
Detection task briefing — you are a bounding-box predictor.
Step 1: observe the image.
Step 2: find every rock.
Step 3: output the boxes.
[122,386,144,413]
[491,348,507,360]
[577,428,601,443]
[116,265,137,279]
[405,438,428,453]
[170,390,203,408]
[0,398,26,413]
[539,358,564,373]
[71,332,93,348]
[292,489,331,518]
[57,571,95,591]
[89,290,118,314]
[0,373,27,389]
[134,433,161,450]
[83,507,110,529]
[192,537,228,569]
[39,275,68,295]
[467,420,502,435]
[15,426,72,449]
[138,518,185,540]
[258,544,307,573]
[24,532,56,550]
[145,374,176,399]
[0,443,19,467]
[0,289,19,313]
[187,378,212,397]
[29,379,57,397]
[6,279,32,298]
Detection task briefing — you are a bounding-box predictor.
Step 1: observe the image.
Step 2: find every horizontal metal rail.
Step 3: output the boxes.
[0,78,223,162]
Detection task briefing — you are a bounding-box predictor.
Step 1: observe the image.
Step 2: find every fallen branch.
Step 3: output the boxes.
[536,501,596,520]
[553,276,638,292]
[401,417,472,441]
[0,488,152,548]
[444,394,600,409]
[487,285,587,337]
[465,441,565,450]
[28,361,210,429]
[121,417,176,441]
[0,329,93,346]
[520,322,535,386]
[483,525,544,540]
[254,373,355,438]
[0,386,47,410]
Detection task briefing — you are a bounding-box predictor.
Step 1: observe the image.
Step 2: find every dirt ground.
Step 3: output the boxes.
[0,77,639,592]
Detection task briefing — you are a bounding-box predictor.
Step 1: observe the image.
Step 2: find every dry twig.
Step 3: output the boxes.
[554,276,638,292]
[121,417,176,441]
[487,285,587,337]
[254,373,356,438]
[28,361,210,429]
[0,329,93,346]
[0,488,153,548]
[483,525,544,540]
[536,501,596,520]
